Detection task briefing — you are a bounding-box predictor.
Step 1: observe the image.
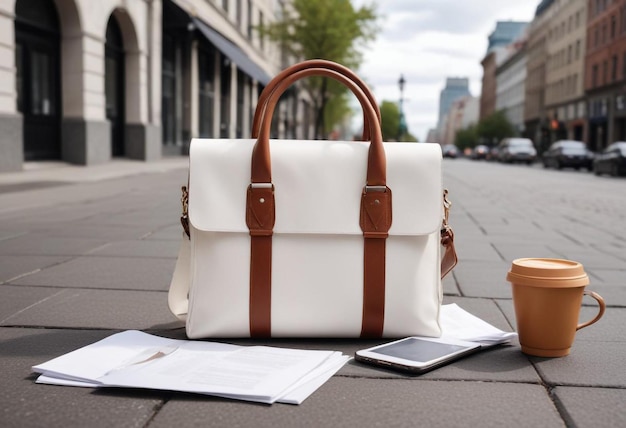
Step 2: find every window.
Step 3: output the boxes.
[236,70,246,138]
[198,47,215,138]
[623,52,626,78]
[575,40,581,60]
[592,64,598,87]
[603,60,608,84]
[611,15,616,38]
[612,55,618,81]
[220,55,231,138]
[259,11,265,50]
[247,0,253,39]
[222,0,229,12]
[236,0,242,28]
[568,45,572,63]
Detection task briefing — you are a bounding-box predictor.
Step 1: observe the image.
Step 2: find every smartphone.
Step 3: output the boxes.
[355,337,482,374]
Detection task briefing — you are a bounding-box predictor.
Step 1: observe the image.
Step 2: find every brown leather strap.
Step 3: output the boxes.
[251,59,381,141]
[248,65,388,338]
[359,186,392,337]
[246,184,275,338]
[253,68,385,185]
[440,228,458,279]
[249,235,272,337]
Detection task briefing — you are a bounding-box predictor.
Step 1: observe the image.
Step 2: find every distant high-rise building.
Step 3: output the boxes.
[438,78,471,127]
[487,21,528,53]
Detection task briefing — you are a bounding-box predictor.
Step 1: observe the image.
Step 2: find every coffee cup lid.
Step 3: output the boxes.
[506,258,589,287]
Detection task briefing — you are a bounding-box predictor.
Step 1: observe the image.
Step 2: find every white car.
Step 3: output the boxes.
[497,138,537,164]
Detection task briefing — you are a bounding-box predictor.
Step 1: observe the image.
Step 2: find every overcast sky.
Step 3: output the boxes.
[351,0,540,141]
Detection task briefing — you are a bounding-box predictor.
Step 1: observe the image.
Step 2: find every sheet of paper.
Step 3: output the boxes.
[440,303,518,345]
[36,354,350,405]
[33,330,348,404]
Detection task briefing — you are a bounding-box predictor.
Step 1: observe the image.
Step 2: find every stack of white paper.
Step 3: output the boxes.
[439,303,518,345]
[32,304,516,404]
[33,331,349,405]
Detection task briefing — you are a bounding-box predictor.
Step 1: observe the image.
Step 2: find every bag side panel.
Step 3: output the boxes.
[186,229,251,338]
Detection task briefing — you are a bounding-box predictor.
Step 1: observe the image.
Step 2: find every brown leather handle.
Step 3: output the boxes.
[252,67,386,186]
[251,59,381,141]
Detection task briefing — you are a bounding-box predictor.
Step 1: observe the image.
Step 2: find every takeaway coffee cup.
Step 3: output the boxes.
[507,258,605,357]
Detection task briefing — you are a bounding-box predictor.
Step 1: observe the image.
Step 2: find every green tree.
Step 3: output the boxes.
[476,110,515,145]
[455,125,478,151]
[379,100,418,142]
[260,0,379,138]
[380,100,400,140]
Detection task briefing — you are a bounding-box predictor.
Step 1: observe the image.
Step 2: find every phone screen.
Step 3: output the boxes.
[371,338,470,362]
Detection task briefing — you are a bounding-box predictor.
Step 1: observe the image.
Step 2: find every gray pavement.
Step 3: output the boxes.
[0,157,624,427]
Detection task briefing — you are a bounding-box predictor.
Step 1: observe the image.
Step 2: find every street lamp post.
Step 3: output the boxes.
[398,74,407,140]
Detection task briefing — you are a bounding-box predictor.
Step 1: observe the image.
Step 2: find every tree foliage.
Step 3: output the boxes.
[475,110,516,145]
[454,110,515,150]
[455,125,477,151]
[379,100,418,142]
[259,0,379,138]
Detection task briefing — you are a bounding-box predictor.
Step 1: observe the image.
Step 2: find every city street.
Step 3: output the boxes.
[0,157,624,427]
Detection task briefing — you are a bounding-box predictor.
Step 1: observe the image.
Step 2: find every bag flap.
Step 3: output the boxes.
[188,139,442,236]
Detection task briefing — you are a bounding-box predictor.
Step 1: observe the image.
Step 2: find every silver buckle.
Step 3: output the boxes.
[250,183,273,189]
[365,185,387,193]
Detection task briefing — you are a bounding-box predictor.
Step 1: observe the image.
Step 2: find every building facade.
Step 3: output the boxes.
[442,95,479,145]
[524,0,556,153]
[479,48,505,121]
[585,0,626,151]
[1,0,302,172]
[496,40,528,135]
[437,78,471,128]
[544,0,587,144]
[487,21,529,52]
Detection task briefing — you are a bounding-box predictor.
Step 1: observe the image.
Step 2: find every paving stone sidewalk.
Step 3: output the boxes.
[0,158,624,427]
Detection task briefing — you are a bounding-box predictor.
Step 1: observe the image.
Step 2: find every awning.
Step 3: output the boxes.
[192,17,271,86]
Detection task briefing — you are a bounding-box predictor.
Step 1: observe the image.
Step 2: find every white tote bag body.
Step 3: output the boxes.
[183,138,444,338]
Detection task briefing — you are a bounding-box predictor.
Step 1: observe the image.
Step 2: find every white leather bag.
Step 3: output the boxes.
[168,60,457,339]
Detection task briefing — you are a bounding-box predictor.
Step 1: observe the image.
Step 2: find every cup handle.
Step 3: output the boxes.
[576,290,606,331]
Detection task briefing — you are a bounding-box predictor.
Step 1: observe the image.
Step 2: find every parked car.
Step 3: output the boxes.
[593,141,626,176]
[542,140,594,170]
[486,146,500,161]
[471,145,489,160]
[441,144,459,158]
[497,138,537,164]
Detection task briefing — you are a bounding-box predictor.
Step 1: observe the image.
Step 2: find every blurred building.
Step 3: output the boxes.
[1,0,306,172]
[437,77,471,129]
[425,128,438,143]
[480,21,528,122]
[544,0,587,145]
[479,47,508,120]
[524,0,556,153]
[585,0,626,152]
[441,95,479,146]
[496,38,528,136]
[487,21,529,52]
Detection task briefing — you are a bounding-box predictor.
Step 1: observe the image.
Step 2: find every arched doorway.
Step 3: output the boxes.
[105,15,125,157]
[14,0,61,160]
